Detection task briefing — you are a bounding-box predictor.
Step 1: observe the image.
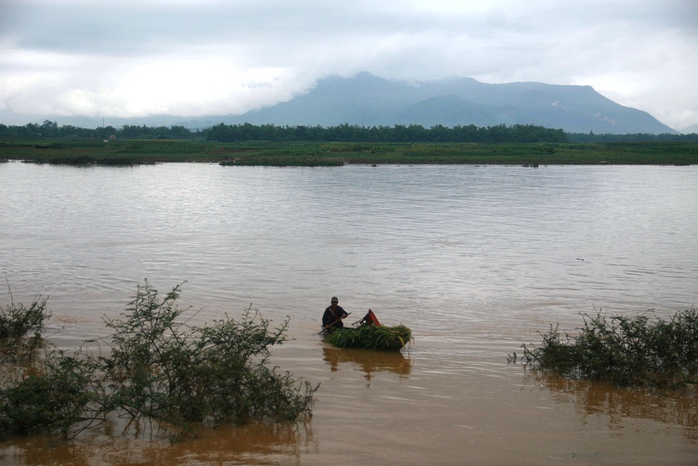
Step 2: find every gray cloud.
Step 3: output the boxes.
[1,0,697,129]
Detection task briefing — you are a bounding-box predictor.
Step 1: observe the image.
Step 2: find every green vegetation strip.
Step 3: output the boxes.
[2,139,697,166]
[515,309,698,388]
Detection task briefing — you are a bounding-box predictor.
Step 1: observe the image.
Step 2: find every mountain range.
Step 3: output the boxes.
[41,73,678,134]
[216,73,675,134]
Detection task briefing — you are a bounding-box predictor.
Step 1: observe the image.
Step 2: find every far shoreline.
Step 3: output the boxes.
[1,139,697,166]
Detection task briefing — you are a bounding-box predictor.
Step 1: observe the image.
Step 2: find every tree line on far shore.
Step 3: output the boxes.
[1,120,697,143]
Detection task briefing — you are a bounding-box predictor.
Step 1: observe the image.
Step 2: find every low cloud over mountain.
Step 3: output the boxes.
[218,73,675,134]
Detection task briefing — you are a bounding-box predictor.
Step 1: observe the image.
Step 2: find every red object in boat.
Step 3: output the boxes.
[362,309,381,326]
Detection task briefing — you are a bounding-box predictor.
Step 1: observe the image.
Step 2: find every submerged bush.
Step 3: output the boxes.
[0,288,51,365]
[0,281,317,441]
[517,309,698,388]
[0,291,51,339]
[102,281,317,435]
[0,350,95,439]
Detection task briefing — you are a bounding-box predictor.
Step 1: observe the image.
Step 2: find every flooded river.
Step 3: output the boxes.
[1,162,697,464]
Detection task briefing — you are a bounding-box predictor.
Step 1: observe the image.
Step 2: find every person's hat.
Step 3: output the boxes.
[331,296,338,303]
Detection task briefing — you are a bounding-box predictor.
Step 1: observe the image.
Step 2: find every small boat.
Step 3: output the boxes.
[322,310,412,351]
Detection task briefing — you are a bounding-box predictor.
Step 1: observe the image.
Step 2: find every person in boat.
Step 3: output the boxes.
[322,296,348,332]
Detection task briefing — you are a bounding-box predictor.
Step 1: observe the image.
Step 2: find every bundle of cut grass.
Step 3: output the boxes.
[324,325,412,351]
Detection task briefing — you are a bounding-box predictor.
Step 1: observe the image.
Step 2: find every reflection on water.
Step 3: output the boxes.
[525,370,698,441]
[322,346,412,381]
[2,421,315,465]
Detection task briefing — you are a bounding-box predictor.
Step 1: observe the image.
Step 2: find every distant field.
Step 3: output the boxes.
[1,139,697,166]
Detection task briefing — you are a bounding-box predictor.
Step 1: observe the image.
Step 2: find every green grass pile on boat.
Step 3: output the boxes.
[324,324,412,350]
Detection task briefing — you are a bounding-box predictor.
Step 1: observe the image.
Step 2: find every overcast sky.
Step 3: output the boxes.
[1,0,697,130]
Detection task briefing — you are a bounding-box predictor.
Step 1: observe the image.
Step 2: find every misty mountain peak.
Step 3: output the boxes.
[224,73,676,134]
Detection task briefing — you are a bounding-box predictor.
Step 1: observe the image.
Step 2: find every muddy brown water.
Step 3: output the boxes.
[1,163,697,464]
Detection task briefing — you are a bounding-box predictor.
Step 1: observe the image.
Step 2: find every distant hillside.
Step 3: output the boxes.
[221,73,675,135]
[681,124,698,134]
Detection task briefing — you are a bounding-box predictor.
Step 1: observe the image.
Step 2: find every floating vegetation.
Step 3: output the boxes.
[515,309,698,388]
[324,325,412,351]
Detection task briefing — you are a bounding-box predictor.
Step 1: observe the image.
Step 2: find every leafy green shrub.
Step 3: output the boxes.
[0,292,51,339]
[0,289,51,365]
[0,350,95,439]
[518,309,698,388]
[102,281,317,435]
[0,281,317,441]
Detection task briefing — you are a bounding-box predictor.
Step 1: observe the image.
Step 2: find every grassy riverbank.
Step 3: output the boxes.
[2,139,698,166]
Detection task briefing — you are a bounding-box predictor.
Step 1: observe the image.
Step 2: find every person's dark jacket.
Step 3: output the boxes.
[323,305,348,329]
